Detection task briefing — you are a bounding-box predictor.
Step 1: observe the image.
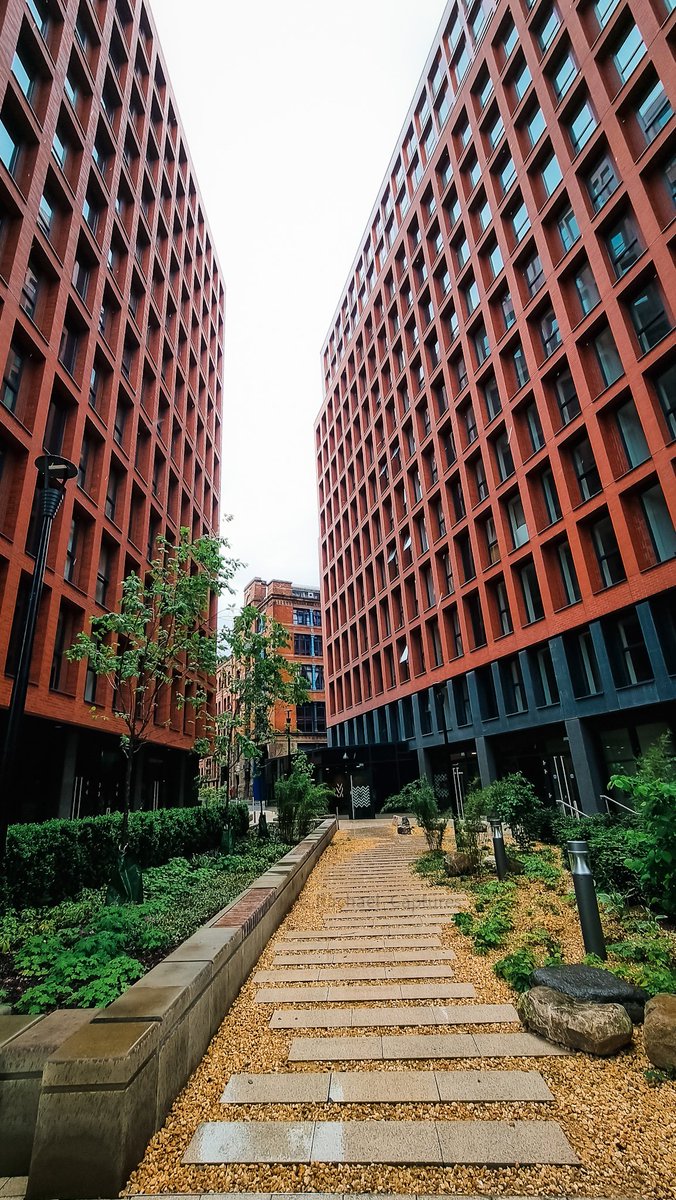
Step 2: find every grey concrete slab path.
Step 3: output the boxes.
[182,1120,578,1165]
[269,1002,519,1028]
[253,964,457,983]
[256,983,473,1003]
[280,927,444,938]
[288,1031,571,1061]
[273,949,456,965]
[274,936,443,951]
[221,1069,554,1104]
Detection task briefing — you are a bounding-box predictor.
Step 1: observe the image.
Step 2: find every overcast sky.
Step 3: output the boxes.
[152,0,447,612]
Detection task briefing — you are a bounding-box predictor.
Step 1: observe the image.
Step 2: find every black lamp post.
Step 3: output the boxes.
[489,816,508,881]
[567,838,607,960]
[0,454,77,856]
[285,708,292,776]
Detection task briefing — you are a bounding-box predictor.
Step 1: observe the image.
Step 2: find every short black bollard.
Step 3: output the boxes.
[490,816,508,881]
[567,838,607,960]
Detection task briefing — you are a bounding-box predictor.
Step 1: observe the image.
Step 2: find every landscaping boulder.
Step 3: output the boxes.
[531,963,648,1023]
[444,851,476,877]
[518,986,633,1056]
[644,993,676,1070]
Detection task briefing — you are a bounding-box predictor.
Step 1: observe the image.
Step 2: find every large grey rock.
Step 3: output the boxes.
[517,986,633,1056]
[644,993,676,1070]
[444,851,476,877]
[531,963,648,1023]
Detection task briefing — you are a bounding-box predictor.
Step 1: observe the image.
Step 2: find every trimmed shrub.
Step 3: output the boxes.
[553,813,643,899]
[226,800,250,840]
[3,805,227,909]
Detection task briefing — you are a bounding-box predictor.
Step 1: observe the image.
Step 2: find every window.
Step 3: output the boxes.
[594,0,620,29]
[59,325,78,375]
[514,61,532,103]
[64,71,78,108]
[475,456,489,502]
[502,655,527,712]
[52,129,67,170]
[26,0,49,36]
[536,6,561,52]
[636,79,672,144]
[568,100,596,154]
[496,580,512,634]
[586,154,618,212]
[606,214,642,277]
[488,113,505,149]
[2,345,23,413]
[502,20,518,58]
[12,49,37,104]
[21,264,39,319]
[495,430,515,481]
[37,191,55,237]
[483,374,502,421]
[550,48,577,100]
[467,154,481,188]
[557,206,580,253]
[540,309,562,357]
[541,466,562,524]
[441,550,454,595]
[612,24,646,85]
[554,368,580,424]
[105,471,119,522]
[508,492,529,547]
[607,611,653,686]
[300,663,325,691]
[296,702,326,734]
[571,435,601,500]
[526,106,546,147]
[615,399,649,468]
[501,290,516,329]
[655,362,676,438]
[590,513,626,586]
[557,539,581,604]
[519,558,545,621]
[525,400,545,451]
[524,253,544,296]
[478,197,492,231]
[574,262,600,316]
[0,116,21,178]
[82,194,99,234]
[628,281,670,352]
[512,200,531,243]
[65,518,79,583]
[533,644,559,706]
[568,627,601,696]
[488,240,504,278]
[294,633,323,656]
[513,342,530,387]
[458,532,476,581]
[640,483,676,562]
[96,542,110,606]
[542,154,563,198]
[497,154,517,195]
[594,326,623,386]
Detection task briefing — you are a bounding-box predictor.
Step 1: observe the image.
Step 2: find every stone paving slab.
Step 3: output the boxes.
[273,950,456,965]
[254,965,459,983]
[257,983,472,1004]
[434,1069,554,1102]
[182,1120,577,1165]
[289,1032,570,1061]
[436,1120,579,1165]
[219,1070,552,1105]
[270,1007,448,1029]
[221,1073,330,1104]
[275,937,442,951]
[328,1070,439,1102]
[280,927,444,938]
[324,918,458,927]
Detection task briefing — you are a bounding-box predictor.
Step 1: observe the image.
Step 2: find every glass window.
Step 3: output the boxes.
[468,154,481,188]
[540,309,562,357]
[82,195,99,234]
[655,362,676,438]
[594,327,624,386]
[21,264,39,318]
[489,240,504,277]
[628,282,670,352]
[501,289,516,329]
[612,24,646,85]
[557,206,580,253]
[497,154,517,194]
[502,20,518,58]
[640,483,676,562]
[586,154,619,212]
[512,200,531,242]
[550,48,577,100]
[525,400,545,451]
[11,49,36,103]
[478,197,492,230]
[572,436,601,500]
[488,113,505,149]
[2,345,23,413]
[484,374,502,420]
[594,0,620,29]
[557,539,581,604]
[64,72,78,108]
[533,644,559,706]
[615,399,649,468]
[465,278,480,314]
[513,342,530,387]
[636,79,672,145]
[574,262,600,316]
[52,129,67,169]
[591,514,626,586]
[537,7,561,52]
[519,559,545,621]
[474,323,490,364]
[494,430,515,480]
[0,117,20,177]
[541,466,562,523]
[526,106,546,147]
[524,253,544,296]
[542,154,563,197]
[514,61,532,103]
[496,581,512,635]
[606,213,642,277]
[508,492,529,546]
[555,368,581,425]
[607,611,653,687]
[568,100,596,154]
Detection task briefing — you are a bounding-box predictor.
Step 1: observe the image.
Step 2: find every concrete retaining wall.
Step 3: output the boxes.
[0,818,336,1199]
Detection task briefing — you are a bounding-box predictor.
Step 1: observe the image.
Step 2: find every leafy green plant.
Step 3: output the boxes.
[517,850,563,890]
[610,735,676,919]
[382,779,447,851]
[554,813,643,899]
[413,851,445,877]
[494,948,538,992]
[275,754,332,843]
[453,911,475,935]
[643,1066,676,1087]
[466,772,550,851]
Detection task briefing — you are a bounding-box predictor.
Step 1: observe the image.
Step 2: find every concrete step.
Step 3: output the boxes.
[253,964,456,983]
[220,1067,554,1104]
[269,1003,518,1029]
[182,1118,579,1165]
[288,1031,572,1061]
[273,949,456,965]
[256,983,473,1004]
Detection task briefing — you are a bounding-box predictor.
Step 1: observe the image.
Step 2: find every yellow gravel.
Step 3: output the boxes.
[124,827,676,1198]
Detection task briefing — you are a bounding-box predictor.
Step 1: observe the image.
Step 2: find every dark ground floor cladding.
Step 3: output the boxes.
[0,711,196,824]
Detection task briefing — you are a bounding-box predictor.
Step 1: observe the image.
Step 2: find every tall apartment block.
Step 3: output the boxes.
[241,577,326,797]
[0,0,224,820]
[316,0,676,816]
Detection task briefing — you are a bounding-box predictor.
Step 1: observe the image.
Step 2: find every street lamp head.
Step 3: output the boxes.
[488,815,504,840]
[35,454,78,486]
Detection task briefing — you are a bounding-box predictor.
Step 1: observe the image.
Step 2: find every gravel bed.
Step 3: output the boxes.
[124,829,676,1199]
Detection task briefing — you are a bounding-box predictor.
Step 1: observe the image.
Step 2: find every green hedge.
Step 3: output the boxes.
[553,813,643,899]
[3,805,232,908]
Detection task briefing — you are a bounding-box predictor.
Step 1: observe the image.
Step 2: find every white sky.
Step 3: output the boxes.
[152,0,447,611]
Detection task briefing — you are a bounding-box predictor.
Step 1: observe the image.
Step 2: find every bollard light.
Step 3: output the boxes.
[489,815,508,881]
[567,838,607,960]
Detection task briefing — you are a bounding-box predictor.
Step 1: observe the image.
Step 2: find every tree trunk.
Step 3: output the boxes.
[121,748,133,847]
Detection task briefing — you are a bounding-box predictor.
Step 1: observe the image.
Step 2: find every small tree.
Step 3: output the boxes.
[382,778,448,850]
[201,605,308,809]
[275,752,333,842]
[610,734,676,919]
[465,771,548,851]
[67,531,237,846]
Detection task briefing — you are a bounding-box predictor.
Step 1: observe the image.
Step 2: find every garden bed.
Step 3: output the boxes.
[0,835,292,1014]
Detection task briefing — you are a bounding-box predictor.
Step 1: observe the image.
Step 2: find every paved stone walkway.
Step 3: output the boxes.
[182,829,580,1172]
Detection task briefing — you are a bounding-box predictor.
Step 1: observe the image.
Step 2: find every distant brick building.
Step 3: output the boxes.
[0,0,224,820]
[316,0,676,817]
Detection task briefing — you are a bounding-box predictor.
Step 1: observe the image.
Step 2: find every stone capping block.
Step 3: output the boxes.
[24,817,337,1200]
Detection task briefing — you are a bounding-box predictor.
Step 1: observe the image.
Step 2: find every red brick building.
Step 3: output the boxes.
[0,0,224,820]
[316,0,676,816]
